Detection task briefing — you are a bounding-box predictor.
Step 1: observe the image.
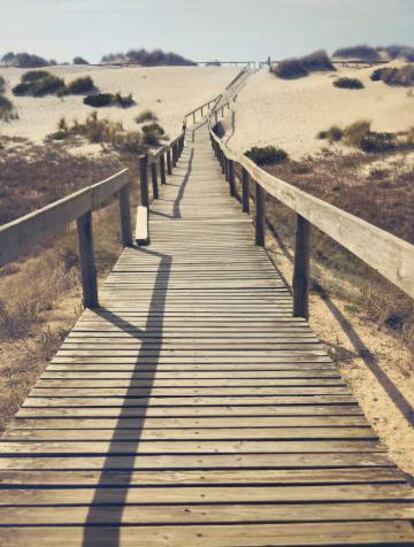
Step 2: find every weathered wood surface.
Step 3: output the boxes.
[210,130,414,300]
[0,127,413,546]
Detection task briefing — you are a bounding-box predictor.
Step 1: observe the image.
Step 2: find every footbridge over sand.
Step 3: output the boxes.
[0,69,413,546]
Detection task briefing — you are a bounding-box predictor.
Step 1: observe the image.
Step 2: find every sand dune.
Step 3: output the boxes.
[229,61,414,159]
[0,65,238,143]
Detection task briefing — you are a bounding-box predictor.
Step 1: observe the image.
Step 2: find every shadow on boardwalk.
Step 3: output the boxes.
[83,247,172,546]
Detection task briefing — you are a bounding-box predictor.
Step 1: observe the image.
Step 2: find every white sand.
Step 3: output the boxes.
[229,61,414,159]
[0,65,238,143]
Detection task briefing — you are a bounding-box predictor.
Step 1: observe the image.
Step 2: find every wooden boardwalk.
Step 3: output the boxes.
[0,127,413,546]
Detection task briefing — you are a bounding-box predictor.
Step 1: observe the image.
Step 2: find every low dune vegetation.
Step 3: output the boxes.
[0,77,18,122]
[101,48,196,66]
[72,56,89,65]
[83,92,134,108]
[333,45,381,61]
[12,71,99,97]
[371,64,414,86]
[333,77,364,89]
[142,122,167,145]
[317,120,414,153]
[245,145,288,165]
[135,109,158,123]
[271,50,334,79]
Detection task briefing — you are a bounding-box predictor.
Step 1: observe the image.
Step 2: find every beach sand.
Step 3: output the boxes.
[0,65,239,144]
[229,60,414,159]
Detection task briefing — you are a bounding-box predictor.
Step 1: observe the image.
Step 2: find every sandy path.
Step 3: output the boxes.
[0,65,238,143]
[229,61,414,159]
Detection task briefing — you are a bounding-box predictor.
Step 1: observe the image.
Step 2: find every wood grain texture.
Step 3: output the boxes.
[0,125,413,546]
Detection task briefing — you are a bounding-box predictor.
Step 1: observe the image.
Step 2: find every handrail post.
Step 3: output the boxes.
[215,111,218,124]
[293,215,311,320]
[172,143,178,167]
[139,155,149,207]
[228,159,235,197]
[220,150,225,174]
[167,148,172,175]
[151,158,159,199]
[242,167,250,213]
[119,183,133,247]
[160,152,166,185]
[254,182,265,246]
[192,111,196,124]
[77,211,98,309]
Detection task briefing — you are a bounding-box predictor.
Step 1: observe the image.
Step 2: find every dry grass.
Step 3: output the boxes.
[260,149,414,355]
[0,140,142,429]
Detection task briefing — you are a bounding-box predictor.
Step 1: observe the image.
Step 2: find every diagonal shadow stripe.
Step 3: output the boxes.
[82,247,172,546]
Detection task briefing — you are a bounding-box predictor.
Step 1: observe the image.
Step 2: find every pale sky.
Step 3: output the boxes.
[1,0,413,63]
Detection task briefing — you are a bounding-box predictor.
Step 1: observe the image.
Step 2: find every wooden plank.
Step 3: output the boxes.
[135,206,149,246]
[2,521,413,546]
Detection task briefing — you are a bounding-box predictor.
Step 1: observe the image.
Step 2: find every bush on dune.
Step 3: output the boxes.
[371,64,414,86]
[333,45,380,61]
[12,71,65,97]
[0,76,5,93]
[64,76,97,95]
[135,110,158,123]
[317,126,343,143]
[0,95,18,122]
[142,122,166,146]
[245,146,288,165]
[83,92,135,108]
[1,51,51,68]
[381,45,414,62]
[333,77,364,89]
[271,50,334,79]
[101,48,196,66]
[318,120,397,153]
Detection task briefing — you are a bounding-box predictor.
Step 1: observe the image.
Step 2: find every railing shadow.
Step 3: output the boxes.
[82,246,172,546]
[267,222,414,426]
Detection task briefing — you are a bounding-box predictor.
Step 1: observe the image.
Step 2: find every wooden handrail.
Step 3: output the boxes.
[209,124,414,315]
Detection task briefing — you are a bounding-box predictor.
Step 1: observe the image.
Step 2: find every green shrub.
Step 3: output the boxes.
[245,146,288,165]
[0,96,18,121]
[343,120,371,147]
[371,65,414,86]
[272,50,334,79]
[73,56,89,65]
[21,70,51,83]
[333,45,381,61]
[333,77,364,89]
[65,76,96,95]
[360,132,395,153]
[13,73,65,97]
[142,122,166,145]
[83,92,135,108]
[317,126,343,143]
[135,109,158,123]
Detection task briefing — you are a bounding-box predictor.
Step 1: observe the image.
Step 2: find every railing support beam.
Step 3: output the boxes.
[139,155,149,208]
[254,182,265,247]
[228,159,235,197]
[151,160,159,199]
[160,153,167,185]
[166,149,172,175]
[242,167,250,213]
[293,215,311,320]
[118,184,133,247]
[77,211,98,309]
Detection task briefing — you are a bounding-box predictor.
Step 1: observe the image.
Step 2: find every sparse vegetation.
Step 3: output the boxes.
[101,48,196,66]
[12,71,65,97]
[333,45,381,61]
[379,45,414,62]
[271,50,334,79]
[333,77,364,89]
[142,122,167,146]
[317,126,343,143]
[0,96,18,122]
[64,76,97,95]
[318,120,399,153]
[371,64,414,86]
[83,92,135,108]
[245,145,288,165]
[135,109,158,123]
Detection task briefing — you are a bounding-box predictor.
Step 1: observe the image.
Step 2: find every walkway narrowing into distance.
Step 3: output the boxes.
[0,126,413,546]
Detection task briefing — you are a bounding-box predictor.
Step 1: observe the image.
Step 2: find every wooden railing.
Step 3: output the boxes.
[208,116,414,320]
[0,129,187,309]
